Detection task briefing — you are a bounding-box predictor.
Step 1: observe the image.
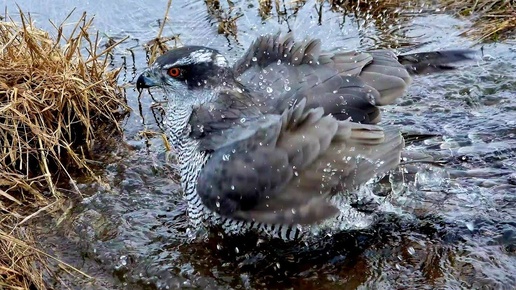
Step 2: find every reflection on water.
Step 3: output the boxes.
[6,0,516,289]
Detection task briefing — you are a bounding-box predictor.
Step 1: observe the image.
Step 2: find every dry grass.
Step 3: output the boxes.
[0,9,129,289]
[205,0,243,39]
[440,0,515,42]
[0,224,93,289]
[330,0,414,17]
[145,0,178,64]
[0,226,49,290]
[139,0,177,155]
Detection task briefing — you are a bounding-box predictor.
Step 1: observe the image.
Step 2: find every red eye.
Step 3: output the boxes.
[168,67,182,77]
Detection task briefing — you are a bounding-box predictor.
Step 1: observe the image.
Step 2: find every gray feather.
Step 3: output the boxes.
[397,49,476,75]
[234,34,474,126]
[196,98,404,225]
[189,89,265,150]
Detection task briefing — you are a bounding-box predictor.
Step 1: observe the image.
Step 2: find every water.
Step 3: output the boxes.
[4,0,515,289]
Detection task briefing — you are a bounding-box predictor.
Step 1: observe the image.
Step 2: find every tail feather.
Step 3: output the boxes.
[342,126,404,189]
[398,50,476,75]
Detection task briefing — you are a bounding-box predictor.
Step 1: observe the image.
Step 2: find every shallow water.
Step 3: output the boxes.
[5,0,516,289]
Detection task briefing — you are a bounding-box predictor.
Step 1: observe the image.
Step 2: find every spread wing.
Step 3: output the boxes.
[233,33,473,124]
[195,98,404,225]
[189,34,471,225]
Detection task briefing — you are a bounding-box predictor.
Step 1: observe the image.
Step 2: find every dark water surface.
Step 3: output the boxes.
[5,0,516,289]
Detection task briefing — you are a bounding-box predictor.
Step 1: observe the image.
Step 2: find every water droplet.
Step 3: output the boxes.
[367,93,376,105]
[216,201,221,208]
[240,117,246,123]
[231,185,235,190]
[252,56,257,62]
[222,154,230,161]
[284,84,291,91]
[235,247,240,254]
[119,255,127,266]
[291,208,296,214]
[266,87,273,93]
[408,247,415,255]
[277,59,282,65]
[217,244,222,250]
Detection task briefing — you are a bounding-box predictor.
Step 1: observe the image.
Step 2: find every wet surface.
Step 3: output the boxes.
[5,0,516,289]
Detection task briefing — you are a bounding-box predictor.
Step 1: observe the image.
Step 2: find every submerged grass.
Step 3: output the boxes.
[0,9,129,289]
[338,0,515,42]
[263,0,515,42]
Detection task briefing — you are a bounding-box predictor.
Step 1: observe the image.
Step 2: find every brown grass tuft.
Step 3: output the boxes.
[0,10,129,213]
[440,0,515,42]
[0,9,129,289]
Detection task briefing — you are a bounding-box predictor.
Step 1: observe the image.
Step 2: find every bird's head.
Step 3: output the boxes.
[136,46,232,106]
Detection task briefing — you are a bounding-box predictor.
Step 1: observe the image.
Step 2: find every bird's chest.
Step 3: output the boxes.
[167,118,208,186]
[166,108,211,222]
[177,139,209,194]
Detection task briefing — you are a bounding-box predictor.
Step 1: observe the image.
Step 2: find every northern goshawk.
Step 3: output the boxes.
[136,34,472,240]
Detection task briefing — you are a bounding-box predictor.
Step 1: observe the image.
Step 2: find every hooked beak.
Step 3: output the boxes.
[136,70,159,92]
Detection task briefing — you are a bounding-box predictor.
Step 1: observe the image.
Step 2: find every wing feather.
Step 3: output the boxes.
[233,34,473,125]
[196,98,404,225]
